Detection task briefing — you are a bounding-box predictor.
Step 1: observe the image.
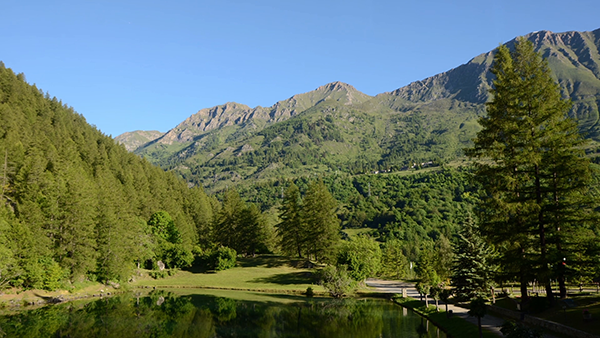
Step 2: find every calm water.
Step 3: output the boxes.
[0,290,446,338]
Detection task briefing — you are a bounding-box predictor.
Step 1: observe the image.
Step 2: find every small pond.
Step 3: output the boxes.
[0,289,446,338]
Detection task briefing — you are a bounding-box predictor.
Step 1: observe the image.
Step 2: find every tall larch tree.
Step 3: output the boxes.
[466,37,598,303]
[213,189,245,251]
[277,183,306,257]
[302,180,340,262]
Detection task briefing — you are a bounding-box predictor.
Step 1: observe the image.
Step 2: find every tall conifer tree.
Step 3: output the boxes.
[467,38,598,302]
[302,180,340,262]
[451,214,494,302]
[277,183,305,257]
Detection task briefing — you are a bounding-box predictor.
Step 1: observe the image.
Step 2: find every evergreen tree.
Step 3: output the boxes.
[451,214,494,302]
[213,189,245,251]
[380,238,408,279]
[466,38,598,302]
[302,180,340,262]
[95,169,138,281]
[0,208,16,288]
[55,166,97,281]
[277,183,306,257]
[238,203,268,256]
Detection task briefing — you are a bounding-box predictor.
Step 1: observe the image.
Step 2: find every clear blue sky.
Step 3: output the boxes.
[2,0,599,137]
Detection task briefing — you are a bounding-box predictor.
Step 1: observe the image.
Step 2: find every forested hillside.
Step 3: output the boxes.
[0,62,213,288]
[233,168,480,262]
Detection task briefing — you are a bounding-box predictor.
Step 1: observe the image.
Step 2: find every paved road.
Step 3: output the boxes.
[365,278,558,338]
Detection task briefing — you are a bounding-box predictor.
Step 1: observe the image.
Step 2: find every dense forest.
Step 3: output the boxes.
[234,168,480,261]
[0,63,213,288]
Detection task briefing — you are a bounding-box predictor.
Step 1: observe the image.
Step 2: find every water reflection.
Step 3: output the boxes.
[0,291,446,338]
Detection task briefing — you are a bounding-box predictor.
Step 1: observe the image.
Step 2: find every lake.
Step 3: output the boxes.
[0,289,446,338]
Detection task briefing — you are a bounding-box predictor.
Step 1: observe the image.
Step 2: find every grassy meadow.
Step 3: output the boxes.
[132,255,326,294]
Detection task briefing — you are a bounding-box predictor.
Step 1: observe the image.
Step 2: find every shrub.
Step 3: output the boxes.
[500,321,542,338]
[306,286,314,298]
[211,247,237,271]
[319,265,356,298]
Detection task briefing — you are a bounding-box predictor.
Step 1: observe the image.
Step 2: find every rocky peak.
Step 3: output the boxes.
[385,28,600,105]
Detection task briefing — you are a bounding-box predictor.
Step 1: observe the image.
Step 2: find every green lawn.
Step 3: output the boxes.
[342,227,376,239]
[132,255,325,294]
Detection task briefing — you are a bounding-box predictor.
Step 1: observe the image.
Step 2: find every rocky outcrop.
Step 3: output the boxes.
[115,130,164,151]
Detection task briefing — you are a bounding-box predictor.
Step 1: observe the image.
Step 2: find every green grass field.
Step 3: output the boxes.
[132,255,326,294]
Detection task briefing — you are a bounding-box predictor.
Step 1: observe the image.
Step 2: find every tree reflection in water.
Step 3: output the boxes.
[0,291,446,338]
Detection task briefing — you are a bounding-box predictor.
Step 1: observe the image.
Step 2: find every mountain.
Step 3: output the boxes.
[121,28,600,193]
[146,81,371,146]
[382,29,600,136]
[115,130,164,151]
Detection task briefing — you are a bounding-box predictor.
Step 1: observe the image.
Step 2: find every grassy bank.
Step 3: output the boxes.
[0,282,123,310]
[394,297,498,338]
[132,255,327,295]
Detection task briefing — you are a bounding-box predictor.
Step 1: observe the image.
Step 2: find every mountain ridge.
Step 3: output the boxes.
[147,81,371,148]
[117,27,600,193]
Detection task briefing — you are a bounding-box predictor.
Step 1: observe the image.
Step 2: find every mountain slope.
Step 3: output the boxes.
[115,130,164,151]
[0,63,212,285]
[148,81,371,146]
[123,28,600,193]
[381,28,600,136]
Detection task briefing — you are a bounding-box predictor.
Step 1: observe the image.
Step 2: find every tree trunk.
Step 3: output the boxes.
[535,164,554,305]
[558,274,567,299]
[520,261,529,303]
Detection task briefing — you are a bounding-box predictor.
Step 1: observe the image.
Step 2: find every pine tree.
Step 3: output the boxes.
[466,38,598,302]
[380,238,408,279]
[238,203,267,256]
[95,169,138,282]
[55,166,97,281]
[302,180,340,262]
[277,183,306,257]
[451,215,494,302]
[213,189,245,251]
